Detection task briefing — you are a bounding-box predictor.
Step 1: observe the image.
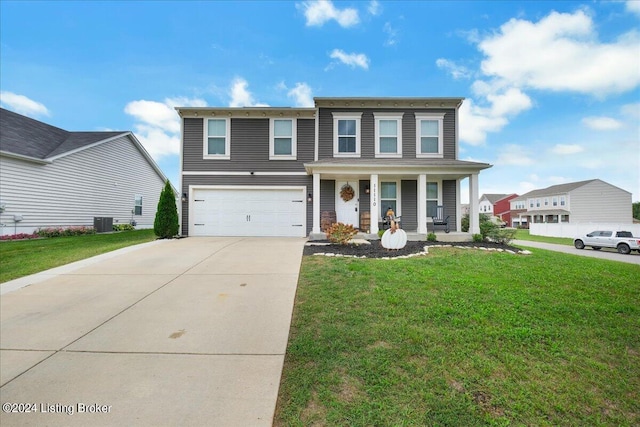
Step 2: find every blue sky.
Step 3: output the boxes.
[2,0,639,203]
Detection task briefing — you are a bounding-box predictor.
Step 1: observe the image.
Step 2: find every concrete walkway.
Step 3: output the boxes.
[512,240,640,265]
[0,237,306,426]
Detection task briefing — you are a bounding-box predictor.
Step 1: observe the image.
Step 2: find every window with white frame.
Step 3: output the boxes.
[560,196,566,206]
[374,113,402,157]
[204,118,230,159]
[333,112,361,157]
[552,197,558,206]
[380,182,398,216]
[427,182,438,217]
[415,113,444,157]
[134,195,142,216]
[270,118,296,160]
[529,200,534,208]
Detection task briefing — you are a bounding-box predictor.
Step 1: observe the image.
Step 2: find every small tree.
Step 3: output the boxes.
[154,180,179,239]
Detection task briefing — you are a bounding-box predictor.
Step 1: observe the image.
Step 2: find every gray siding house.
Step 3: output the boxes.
[510,179,633,225]
[0,108,170,236]
[177,97,491,239]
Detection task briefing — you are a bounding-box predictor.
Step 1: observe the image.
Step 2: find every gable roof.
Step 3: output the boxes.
[0,108,125,161]
[479,194,508,204]
[512,179,603,201]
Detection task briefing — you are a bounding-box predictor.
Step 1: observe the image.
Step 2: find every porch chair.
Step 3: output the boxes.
[431,205,450,233]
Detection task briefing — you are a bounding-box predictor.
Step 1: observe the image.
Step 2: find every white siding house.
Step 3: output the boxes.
[0,108,170,236]
[510,179,634,237]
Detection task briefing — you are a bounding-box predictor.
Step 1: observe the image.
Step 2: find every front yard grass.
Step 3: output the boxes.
[515,229,574,246]
[275,248,640,426]
[0,229,156,283]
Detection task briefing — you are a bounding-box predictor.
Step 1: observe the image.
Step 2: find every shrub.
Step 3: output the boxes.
[36,226,95,238]
[113,223,135,232]
[461,214,470,232]
[326,222,358,245]
[154,180,179,239]
[472,233,483,243]
[426,232,437,242]
[487,227,517,245]
[0,233,39,241]
[377,229,385,238]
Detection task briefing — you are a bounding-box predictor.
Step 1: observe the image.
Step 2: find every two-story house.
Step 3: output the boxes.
[176,97,491,239]
[510,179,632,226]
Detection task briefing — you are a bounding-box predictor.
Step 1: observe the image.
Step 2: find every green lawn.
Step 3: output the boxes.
[0,230,157,283]
[515,229,574,245]
[275,248,640,426]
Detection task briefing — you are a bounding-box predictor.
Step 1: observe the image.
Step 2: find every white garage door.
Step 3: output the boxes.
[190,187,306,237]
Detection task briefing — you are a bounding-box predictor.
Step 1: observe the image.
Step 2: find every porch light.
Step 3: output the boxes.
[181,193,187,203]
[307,193,313,202]
[365,184,370,194]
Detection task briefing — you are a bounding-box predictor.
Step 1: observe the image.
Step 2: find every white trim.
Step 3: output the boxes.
[203,118,231,160]
[370,174,379,234]
[332,112,362,158]
[374,112,403,158]
[426,180,442,221]
[314,110,319,162]
[0,151,52,164]
[312,173,321,234]
[179,114,184,235]
[415,112,445,158]
[182,171,307,176]
[418,174,427,234]
[269,118,297,160]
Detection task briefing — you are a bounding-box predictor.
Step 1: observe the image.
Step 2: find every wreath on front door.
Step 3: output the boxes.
[340,183,355,202]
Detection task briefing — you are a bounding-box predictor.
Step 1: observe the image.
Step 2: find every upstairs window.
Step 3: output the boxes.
[560,196,566,206]
[416,113,444,158]
[333,112,361,157]
[374,113,403,158]
[204,118,230,159]
[270,119,297,160]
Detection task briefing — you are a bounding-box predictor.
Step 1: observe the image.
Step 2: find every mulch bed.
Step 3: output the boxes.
[304,240,523,259]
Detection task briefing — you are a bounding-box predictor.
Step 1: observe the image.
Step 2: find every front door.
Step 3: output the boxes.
[335,181,359,227]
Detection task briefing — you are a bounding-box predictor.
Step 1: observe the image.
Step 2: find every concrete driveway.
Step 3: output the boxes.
[0,237,306,426]
[513,240,640,265]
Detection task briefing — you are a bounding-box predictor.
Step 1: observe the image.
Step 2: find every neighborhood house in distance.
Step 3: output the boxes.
[478,179,637,238]
[177,97,492,240]
[0,108,170,236]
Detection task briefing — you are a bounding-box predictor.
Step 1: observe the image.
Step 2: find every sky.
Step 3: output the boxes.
[1,0,639,203]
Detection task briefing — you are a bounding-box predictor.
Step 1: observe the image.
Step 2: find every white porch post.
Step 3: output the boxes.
[469,173,480,234]
[312,173,321,234]
[456,178,462,233]
[417,174,427,234]
[369,174,379,235]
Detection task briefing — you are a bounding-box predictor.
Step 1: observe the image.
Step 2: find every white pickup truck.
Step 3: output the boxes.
[574,230,640,254]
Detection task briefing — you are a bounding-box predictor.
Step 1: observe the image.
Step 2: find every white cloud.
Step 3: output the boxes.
[328,49,370,69]
[495,144,534,166]
[228,77,269,107]
[581,116,623,130]
[551,144,584,155]
[124,96,206,159]
[368,0,381,16]
[458,88,531,145]
[0,91,50,117]
[383,22,399,46]
[435,58,471,79]
[626,0,640,16]
[287,82,314,107]
[478,10,640,97]
[298,0,359,27]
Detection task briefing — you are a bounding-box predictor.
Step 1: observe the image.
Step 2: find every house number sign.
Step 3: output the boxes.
[372,183,377,207]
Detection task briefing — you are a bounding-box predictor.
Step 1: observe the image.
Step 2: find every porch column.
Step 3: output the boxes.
[312,173,321,234]
[456,179,462,232]
[469,173,480,234]
[369,174,379,235]
[417,174,427,234]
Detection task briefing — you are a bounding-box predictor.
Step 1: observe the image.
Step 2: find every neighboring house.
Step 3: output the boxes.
[177,97,492,239]
[510,179,632,226]
[494,193,518,226]
[478,194,507,215]
[0,108,170,236]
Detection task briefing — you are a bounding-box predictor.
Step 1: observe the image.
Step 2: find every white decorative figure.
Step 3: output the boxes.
[381,228,407,250]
